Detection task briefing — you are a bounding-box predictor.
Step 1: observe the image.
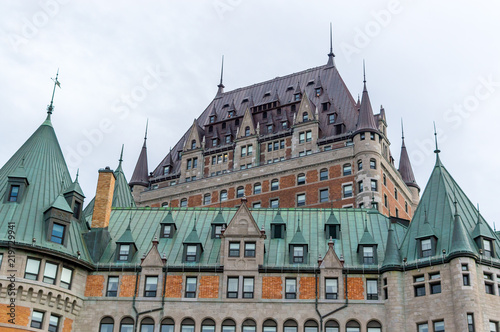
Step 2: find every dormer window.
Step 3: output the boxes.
[325,225,340,240]
[212,138,218,147]
[225,135,231,144]
[303,112,309,122]
[228,111,234,118]
[418,238,436,258]
[212,225,223,238]
[209,115,216,123]
[191,140,196,149]
[322,102,329,111]
[161,224,175,238]
[164,166,170,175]
[8,185,20,202]
[245,127,250,136]
[185,245,197,262]
[483,239,493,258]
[363,246,374,264]
[72,201,81,219]
[282,121,288,130]
[293,246,304,263]
[118,244,130,261]
[294,93,301,101]
[271,224,285,239]
[315,88,322,97]
[267,124,273,134]
[328,114,335,124]
[50,223,65,244]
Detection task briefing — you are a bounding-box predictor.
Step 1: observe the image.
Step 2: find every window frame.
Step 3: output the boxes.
[31,310,44,329]
[244,242,256,257]
[243,277,254,298]
[297,173,305,185]
[42,261,58,285]
[227,277,239,298]
[144,276,158,297]
[343,164,352,176]
[48,314,60,332]
[320,168,328,181]
[25,258,41,280]
[50,223,66,244]
[366,279,378,300]
[319,188,329,203]
[236,186,245,198]
[185,277,197,298]
[296,193,306,207]
[228,242,240,257]
[106,276,119,297]
[325,278,338,299]
[285,278,297,299]
[60,267,73,289]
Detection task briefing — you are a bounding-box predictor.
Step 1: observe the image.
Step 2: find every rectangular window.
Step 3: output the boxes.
[490,321,498,332]
[384,194,388,207]
[299,132,305,143]
[293,246,304,263]
[227,277,239,298]
[162,225,172,238]
[223,153,228,162]
[395,188,398,200]
[282,121,288,130]
[325,278,338,299]
[254,183,261,194]
[414,284,426,297]
[186,159,192,170]
[185,277,197,298]
[358,181,363,193]
[343,164,352,176]
[51,223,65,244]
[270,199,279,208]
[370,132,375,140]
[246,145,252,156]
[417,323,428,332]
[343,184,353,198]
[367,279,378,300]
[193,157,198,168]
[43,262,58,284]
[144,276,158,297]
[9,185,20,202]
[212,156,216,165]
[484,239,493,258]
[306,131,312,142]
[280,140,285,149]
[414,275,425,283]
[430,282,441,294]
[370,160,376,169]
[203,194,211,205]
[241,146,247,157]
[244,242,256,257]
[363,246,374,264]
[371,179,378,191]
[285,278,297,299]
[463,274,470,286]
[243,277,254,298]
[229,242,240,257]
[273,141,279,150]
[237,187,244,198]
[119,244,130,261]
[421,239,432,257]
[485,283,494,295]
[433,321,444,332]
[320,169,328,181]
[297,174,305,185]
[467,313,475,332]
[320,189,329,202]
[297,193,306,207]
[48,314,59,332]
[328,114,335,124]
[31,310,44,329]
[60,267,73,289]
[25,258,41,280]
[268,143,272,152]
[186,245,197,262]
[106,276,119,297]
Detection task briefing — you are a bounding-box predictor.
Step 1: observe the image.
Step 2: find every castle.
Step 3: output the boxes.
[0,44,499,332]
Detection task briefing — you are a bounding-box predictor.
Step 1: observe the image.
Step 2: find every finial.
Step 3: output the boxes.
[297,217,301,232]
[144,119,149,141]
[127,215,132,230]
[21,155,25,167]
[453,188,458,216]
[476,203,482,224]
[326,23,335,67]
[433,122,440,154]
[219,55,224,88]
[401,118,404,140]
[47,69,61,116]
[363,60,366,84]
[76,169,79,182]
[193,215,197,231]
[118,144,124,167]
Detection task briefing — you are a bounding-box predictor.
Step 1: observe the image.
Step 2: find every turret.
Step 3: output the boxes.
[398,120,420,207]
[129,121,150,197]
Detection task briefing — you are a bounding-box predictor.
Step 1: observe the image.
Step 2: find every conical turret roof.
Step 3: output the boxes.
[398,123,419,190]
[382,222,402,268]
[130,124,149,187]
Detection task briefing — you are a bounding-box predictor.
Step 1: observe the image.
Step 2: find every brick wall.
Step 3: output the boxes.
[299,277,317,299]
[0,304,30,326]
[165,275,183,298]
[63,318,73,332]
[84,275,104,297]
[199,276,220,298]
[92,170,115,228]
[119,275,139,297]
[262,276,282,299]
[346,277,364,300]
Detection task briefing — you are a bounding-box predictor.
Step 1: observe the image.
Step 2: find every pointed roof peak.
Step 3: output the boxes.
[144,119,149,142]
[433,121,441,155]
[363,59,366,85]
[217,55,225,95]
[398,119,419,190]
[46,69,61,117]
[130,122,149,187]
[117,144,124,170]
[354,64,378,135]
[326,23,335,67]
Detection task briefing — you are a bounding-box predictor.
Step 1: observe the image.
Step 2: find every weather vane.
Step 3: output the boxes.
[47,69,61,115]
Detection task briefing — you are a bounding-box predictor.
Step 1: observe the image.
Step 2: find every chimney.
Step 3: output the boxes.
[91,167,116,228]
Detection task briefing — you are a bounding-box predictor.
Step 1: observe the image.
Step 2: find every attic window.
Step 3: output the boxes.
[222,122,226,129]
[271,224,285,239]
[118,244,130,261]
[185,245,198,262]
[245,127,250,136]
[164,166,170,175]
[223,104,229,108]
[209,116,216,123]
[8,185,20,202]
[483,239,493,258]
[161,224,174,238]
[325,225,340,240]
[286,85,294,91]
[363,246,374,264]
[307,80,315,86]
[241,98,249,103]
[228,110,235,118]
[294,93,301,101]
[315,88,322,97]
[322,102,329,111]
[50,223,66,245]
[293,246,304,263]
[419,238,434,258]
[263,111,267,119]
[328,114,335,124]
[72,201,81,219]
[264,91,271,97]
[209,126,213,133]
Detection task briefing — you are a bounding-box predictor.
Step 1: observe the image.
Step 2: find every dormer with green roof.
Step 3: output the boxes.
[270,210,286,239]
[160,209,177,239]
[116,221,138,262]
[63,171,85,220]
[211,209,227,239]
[324,210,341,240]
[289,222,308,264]
[4,161,29,203]
[357,219,378,265]
[183,220,203,263]
[471,207,497,258]
[381,222,401,270]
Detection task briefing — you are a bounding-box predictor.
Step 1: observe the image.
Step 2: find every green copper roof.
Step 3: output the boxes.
[161,209,175,224]
[415,213,437,239]
[47,194,73,214]
[64,174,85,198]
[183,223,203,245]
[0,116,91,263]
[8,164,29,181]
[271,210,285,225]
[359,223,377,246]
[471,210,494,240]
[211,210,226,225]
[116,224,135,244]
[324,211,340,227]
[449,212,475,256]
[382,222,402,268]
[289,225,307,245]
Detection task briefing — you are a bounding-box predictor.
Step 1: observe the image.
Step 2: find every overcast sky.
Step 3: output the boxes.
[1,0,499,228]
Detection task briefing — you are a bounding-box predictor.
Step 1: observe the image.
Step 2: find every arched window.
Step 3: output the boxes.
[242,319,256,332]
[220,190,228,201]
[254,183,261,195]
[140,318,155,332]
[120,317,134,332]
[245,126,251,136]
[162,202,169,207]
[263,319,277,332]
[191,140,196,149]
[271,179,279,191]
[222,319,236,332]
[304,320,318,332]
[236,186,245,198]
[283,320,297,332]
[303,112,309,122]
[160,318,174,332]
[180,198,187,207]
[325,320,339,332]
[346,320,360,332]
[201,319,215,332]
[367,320,382,332]
[204,194,211,205]
[181,318,195,332]
[99,317,114,332]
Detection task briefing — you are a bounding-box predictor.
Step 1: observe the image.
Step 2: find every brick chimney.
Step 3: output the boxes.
[91,167,116,228]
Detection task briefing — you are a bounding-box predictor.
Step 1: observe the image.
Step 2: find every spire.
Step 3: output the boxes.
[354,61,378,135]
[46,69,61,119]
[217,55,225,96]
[382,221,402,269]
[398,119,419,190]
[64,169,85,197]
[118,144,124,170]
[433,121,441,155]
[449,194,475,256]
[326,23,335,67]
[129,121,150,187]
[471,203,494,240]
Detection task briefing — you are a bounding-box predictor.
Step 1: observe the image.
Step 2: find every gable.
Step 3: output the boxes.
[224,203,261,237]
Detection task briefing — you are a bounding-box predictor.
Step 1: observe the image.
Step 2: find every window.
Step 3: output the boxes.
[293,246,304,263]
[325,278,338,299]
[358,181,364,193]
[299,132,305,143]
[48,315,59,332]
[241,146,247,157]
[31,310,44,329]
[284,320,298,332]
[243,277,254,298]
[237,186,244,198]
[282,121,288,129]
[360,133,365,140]
[304,320,318,332]
[430,281,441,294]
[285,278,297,299]
[242,320,256,332]
[8,185,20,202]
[490,321,499,332]
[343,184,353,198]
[384,194,388,207]
[223,320,236,332]
[463,273,470,286]
[433,321,445,332]
[346,320,360,332]
[306,130,312,142]
[297,174,305,185]
[185,277,197,298]
[417,323,428,332]
[485,282,495,295]
[342,164,352,176]
[370,132,375,140]
[181,319,195,332]
[186,159,192,170]
[252,202,261,208]
[73,200,81,219]
[421,239,432,257]
[245,126,250,136]
[100,317,114,332]
[25,258,41,280]
[51,223,65,244]
[248,145,253,156]
[467,313,475,332]
[185,245,197,262]
[367,321,381,332]
[320,168,328,181]
[180,198,187,207]
[227,277,239,298]
[414,275,425,283]
[118,244,130,261]
[140,318,155,332]
[43,262,58,284]
[324,320,339,332]
[302,112,309,122]
[225,135,231,143]
[271,179,279,191]
[270,198,279,208]
[229,242,240,257]
[245,242,256,257]
[297,193,306,207]
[383,173,386,186]
[267,124,273,133]
[370,159,376,169]
[358,160,363,170]
[280,139,285,149]
[190,140,196,149]
[193,157,198,168]
[371,179,378,191]
[328,114,335,124]
[203,194,211,205]
[254,183,261,194]
[367,279,378,300]
[484,239,493,258]
[107,276,119,296]
[209,115,215,123]
[144,276,158,297]
[201,319,215,332]
[60,267,72,289]
[405,201,408,213]
[220,190,228,201]
[267,143,272,152]
[414,284,426,297]
[162,224,173,238]
[395,188,398,200]
[320,189,329,202]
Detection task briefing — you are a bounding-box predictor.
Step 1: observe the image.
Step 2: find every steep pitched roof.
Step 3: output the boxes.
[398,125,419,190]
[354,80,378,134]
[129,124,149,187]
[64,172,85,198]
[382,222,402,269]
